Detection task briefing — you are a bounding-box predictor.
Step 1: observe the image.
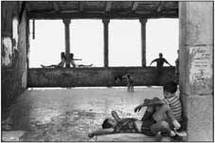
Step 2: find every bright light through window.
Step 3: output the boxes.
[29,19,178,68]
[109,20,141,67]
[29,20,65,68]
[146,19,179,66]
[70,20,103,67]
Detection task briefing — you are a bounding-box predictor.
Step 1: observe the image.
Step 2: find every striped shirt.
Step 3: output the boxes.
[163,96,182,121]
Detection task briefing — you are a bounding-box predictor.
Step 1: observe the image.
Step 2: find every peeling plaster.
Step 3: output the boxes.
[189,46,212,95]
[2,37,13,66]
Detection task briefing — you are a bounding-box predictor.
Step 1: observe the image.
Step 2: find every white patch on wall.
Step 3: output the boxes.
[2,37,13,66]
[13,18,19,50]
[189,45,213,94]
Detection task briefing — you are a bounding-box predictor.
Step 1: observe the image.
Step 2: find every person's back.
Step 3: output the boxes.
[156,58,167,68]
[150,53,172,68]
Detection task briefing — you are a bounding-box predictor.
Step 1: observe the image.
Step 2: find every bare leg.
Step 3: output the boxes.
[88,128,114,138]
[150,121,175,137]
[41,64,56,68]
[111,111,121,122]
[131,85,134,92]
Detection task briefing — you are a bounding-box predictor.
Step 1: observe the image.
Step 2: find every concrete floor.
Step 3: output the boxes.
[2,87,170,141]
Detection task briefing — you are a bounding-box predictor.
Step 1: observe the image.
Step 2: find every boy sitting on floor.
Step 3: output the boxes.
[134,81,183,134]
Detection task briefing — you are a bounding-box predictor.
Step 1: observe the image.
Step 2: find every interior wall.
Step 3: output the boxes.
[28,67,176,87]
[1,2,28,110]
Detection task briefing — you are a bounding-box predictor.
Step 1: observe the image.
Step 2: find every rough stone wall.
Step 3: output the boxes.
[28,67,176,87]
[1,2,28,110]
[179,2,213,141]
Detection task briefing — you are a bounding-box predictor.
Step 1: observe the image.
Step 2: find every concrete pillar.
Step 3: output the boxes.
[63,19,71,68]
[139,19,147,67]
[102,19,110,67]
[179,2,213,141]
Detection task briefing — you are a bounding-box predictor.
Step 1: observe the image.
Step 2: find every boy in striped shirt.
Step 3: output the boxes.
[162,82,182,122]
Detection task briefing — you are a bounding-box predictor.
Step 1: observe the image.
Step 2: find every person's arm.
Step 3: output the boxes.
[134,98,152,112]
[164,59,172,66]
[111,111,121,122]
[134,103,145,112]
[150,59,157,66]
[88,128,114,138]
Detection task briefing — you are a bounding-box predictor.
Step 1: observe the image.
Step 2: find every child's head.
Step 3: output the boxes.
[102,118,117,129]
[70,53,74,59]
[163,82,177,98]
[61,52,66,60]
[159,53,163,58]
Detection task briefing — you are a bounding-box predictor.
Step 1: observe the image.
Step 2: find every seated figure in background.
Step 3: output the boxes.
[41,52,66,68]
[70,53,93,68]
[70,53,82,68]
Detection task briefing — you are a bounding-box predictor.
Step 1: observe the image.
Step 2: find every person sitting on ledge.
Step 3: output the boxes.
[41,52,66,68]
[88,98,181,139]
[70,53,82,68]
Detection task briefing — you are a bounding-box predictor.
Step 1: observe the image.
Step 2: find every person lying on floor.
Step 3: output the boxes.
[88,99,180,138]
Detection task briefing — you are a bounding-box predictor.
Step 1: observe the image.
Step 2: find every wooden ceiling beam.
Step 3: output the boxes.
[79,2,84,12]
[132,2,139,11]
[156,2,164,13]
[105,2,112,12]
[27,11,178,19]
[53,2,60,12]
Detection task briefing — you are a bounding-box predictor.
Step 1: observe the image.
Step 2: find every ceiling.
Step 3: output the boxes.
[26,1,178,19]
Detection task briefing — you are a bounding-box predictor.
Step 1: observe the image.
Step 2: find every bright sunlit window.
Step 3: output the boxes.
[109,20,141,67]
[146,18,179,66]
[29,19,178,68]
[29,20,65,68]
[70,20,103,67]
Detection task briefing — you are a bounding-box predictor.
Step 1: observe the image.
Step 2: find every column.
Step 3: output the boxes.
[139,19,147,67]
[179,2,213,141]
[63,19,71,68]
[102,19,110,67]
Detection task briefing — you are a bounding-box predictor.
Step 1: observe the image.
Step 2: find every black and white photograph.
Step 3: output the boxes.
[1,0,214,142]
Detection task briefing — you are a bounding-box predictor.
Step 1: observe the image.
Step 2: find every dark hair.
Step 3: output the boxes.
[102,119,113,129]
[163,81,177,93]
[61,52,66,59]
[70,53,74,58]
[159,53,163,57]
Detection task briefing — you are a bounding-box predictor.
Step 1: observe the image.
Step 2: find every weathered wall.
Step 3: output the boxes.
[1,2,28,110]
[179,2,213,141]
[28,67,176,87]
